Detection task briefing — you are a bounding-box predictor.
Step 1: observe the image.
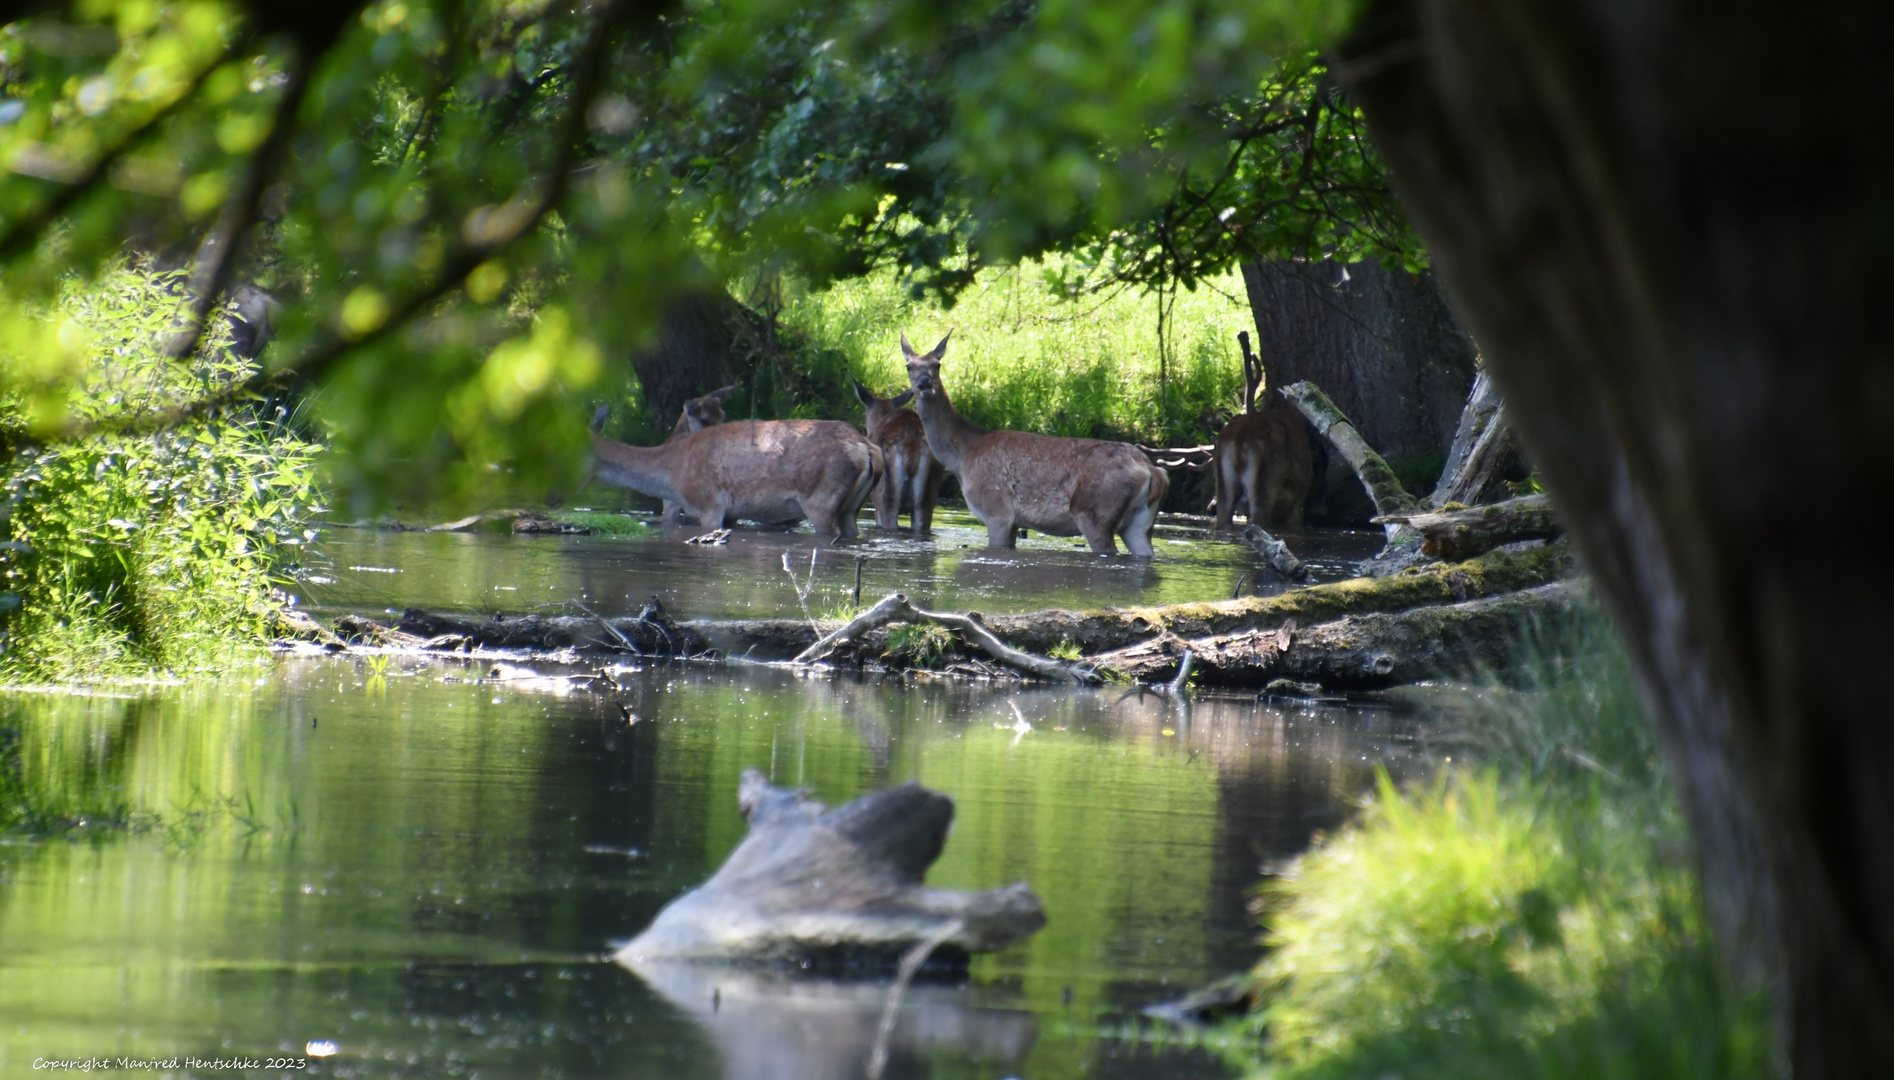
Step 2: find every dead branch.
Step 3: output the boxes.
[1279,379,1421,544]
[1376,493,1561,561]
[794,592,1099,684]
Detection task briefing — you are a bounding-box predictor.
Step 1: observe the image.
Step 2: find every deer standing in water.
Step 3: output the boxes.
[902,332,1169,556]
[589,408,881,539]
[658,385,736,524]
[852,379,944,534]
[1213,331,1313,533]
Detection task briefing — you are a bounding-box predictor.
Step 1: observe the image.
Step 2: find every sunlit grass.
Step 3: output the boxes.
[551,510,657,536]
[782,256,1254,447]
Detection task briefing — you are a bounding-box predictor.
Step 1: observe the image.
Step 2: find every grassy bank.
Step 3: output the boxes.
[1230,621,1772,1079]
[775,258,1256,448]
[0,263,320,680]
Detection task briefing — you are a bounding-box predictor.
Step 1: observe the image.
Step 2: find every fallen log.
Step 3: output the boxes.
[1094,580,1590,689]
[616,770,1046,967]
[1279,380,1422,544]
[1376,494,1562,561]
[795,592,1099,684]
[1242,523,1309,580]
[333,597,707,655]
[673,541,1572,662]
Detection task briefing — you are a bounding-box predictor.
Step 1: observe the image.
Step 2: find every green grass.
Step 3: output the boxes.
[779,256,1255,447]
[1230,618,1773,1080]
[885,621,955,668]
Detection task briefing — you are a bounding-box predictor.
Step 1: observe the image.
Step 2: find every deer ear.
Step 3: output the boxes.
[900,333,917,359]
[710,384,737,402]
[928,329,952,360]
[852,378,875,405]
[590,404,610,434]
[890,389,915,408]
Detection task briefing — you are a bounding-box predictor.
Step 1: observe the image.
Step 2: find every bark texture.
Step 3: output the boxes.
[1240,258,1477,463]
[628,290,769,432]
[1381,494,1562,562]
[1096,580,1588,689]
[1339,0,1894,1072]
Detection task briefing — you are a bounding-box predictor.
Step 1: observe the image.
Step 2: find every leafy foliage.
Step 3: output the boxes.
[0,261,319,677]
[1236,624,1772,1080]
[1,0,1395,508]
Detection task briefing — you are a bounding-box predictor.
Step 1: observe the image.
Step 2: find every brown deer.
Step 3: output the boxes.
[588,407,881,539]
[1213,331,1313,533]
[659,385,737,524]
[852,379,944,534]
[902,332,1169,556]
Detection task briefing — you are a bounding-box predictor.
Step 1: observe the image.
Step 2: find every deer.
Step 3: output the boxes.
[658,385,736,524]
[1213,331,1313,534]
[901,332,1169,556]
[852,379,944,534]
[588,407,881,540]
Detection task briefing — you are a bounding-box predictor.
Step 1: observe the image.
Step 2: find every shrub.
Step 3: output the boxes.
[1237,623,1772,1080]
[0,263,320,679]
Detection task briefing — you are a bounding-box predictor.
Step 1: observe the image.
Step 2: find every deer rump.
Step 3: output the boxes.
[1213,411,1312,530]
[595,420,879,537]
[958,432,1168,549]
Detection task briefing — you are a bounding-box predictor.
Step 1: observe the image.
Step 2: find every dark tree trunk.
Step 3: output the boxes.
[1239,258,1477,467]
[1338,1,1894,1074]
[628,290,770,431]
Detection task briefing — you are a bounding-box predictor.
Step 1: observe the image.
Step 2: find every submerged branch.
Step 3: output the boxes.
[795,592,1099,684]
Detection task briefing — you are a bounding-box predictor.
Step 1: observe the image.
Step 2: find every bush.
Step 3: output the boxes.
[1236,623,1773,1080]
[0,263,320,679]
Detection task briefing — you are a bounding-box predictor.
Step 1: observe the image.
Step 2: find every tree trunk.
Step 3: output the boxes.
[1239,258,1477,469]
[628,290,770,431]
[1339,0,1894,1072]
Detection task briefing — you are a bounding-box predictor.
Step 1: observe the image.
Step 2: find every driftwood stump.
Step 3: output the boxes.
[616,770,1046,967]
[1377,494,1562,561]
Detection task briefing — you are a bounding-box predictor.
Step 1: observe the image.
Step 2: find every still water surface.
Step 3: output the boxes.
[2,518,1421,1079]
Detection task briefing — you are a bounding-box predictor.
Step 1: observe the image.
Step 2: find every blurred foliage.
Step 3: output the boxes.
[1233,620,1772,1079]
[0,0,1397,511]
[0,260,319,678]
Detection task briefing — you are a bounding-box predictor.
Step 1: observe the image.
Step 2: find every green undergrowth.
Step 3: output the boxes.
[781,255,1255,447]
[1231,618,1773,1080]
[551,510,656,536]
[885,621,954,668]
[0,262,321,680]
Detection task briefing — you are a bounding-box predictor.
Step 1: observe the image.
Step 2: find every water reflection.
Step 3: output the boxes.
[1,656,1422,1078]
[627,962,1038,1080]
[296,509,1383,623]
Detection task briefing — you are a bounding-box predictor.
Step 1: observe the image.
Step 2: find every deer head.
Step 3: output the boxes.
[900,331,953,399]
[682,384,737,431]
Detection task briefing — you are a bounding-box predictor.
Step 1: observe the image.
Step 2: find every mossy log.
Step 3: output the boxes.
[1432,403,1519,508]
[795,592,1099,684]
[680,541,1572,661]
[1094,580,1589,689]
[1377,494,1562,561]
[1279,380,1422,543]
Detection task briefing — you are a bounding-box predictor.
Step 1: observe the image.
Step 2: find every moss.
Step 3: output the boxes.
[553,511,656,536]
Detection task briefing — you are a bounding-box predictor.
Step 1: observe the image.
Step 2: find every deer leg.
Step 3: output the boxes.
[1241,451,1265,527]
[1120,496,1159,558]
[661,500,682,526]
[1213,449,1238,535]
[917,465,943,535]
[983,511,1019,549]
[873,454,900,531]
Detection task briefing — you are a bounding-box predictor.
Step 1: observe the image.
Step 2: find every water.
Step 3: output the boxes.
[1,519,1424,1079]
[297,509,1385,622]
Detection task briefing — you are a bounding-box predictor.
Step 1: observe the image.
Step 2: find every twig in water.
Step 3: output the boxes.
[864,918,965,1080]
[574,598,642,655]
[782,550,820,633]
[853,554,865,608]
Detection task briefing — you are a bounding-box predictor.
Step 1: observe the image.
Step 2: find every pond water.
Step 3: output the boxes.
[1,517,1427,1080]
[296,508,1385,623]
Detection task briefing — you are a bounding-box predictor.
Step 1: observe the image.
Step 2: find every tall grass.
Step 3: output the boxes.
[779,257,1255,447]
[1235,617,1773,1080]
[0,262,321,679]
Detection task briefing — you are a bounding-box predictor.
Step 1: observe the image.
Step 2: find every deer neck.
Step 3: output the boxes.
[912,386,986,473]
[592,437,685,504]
